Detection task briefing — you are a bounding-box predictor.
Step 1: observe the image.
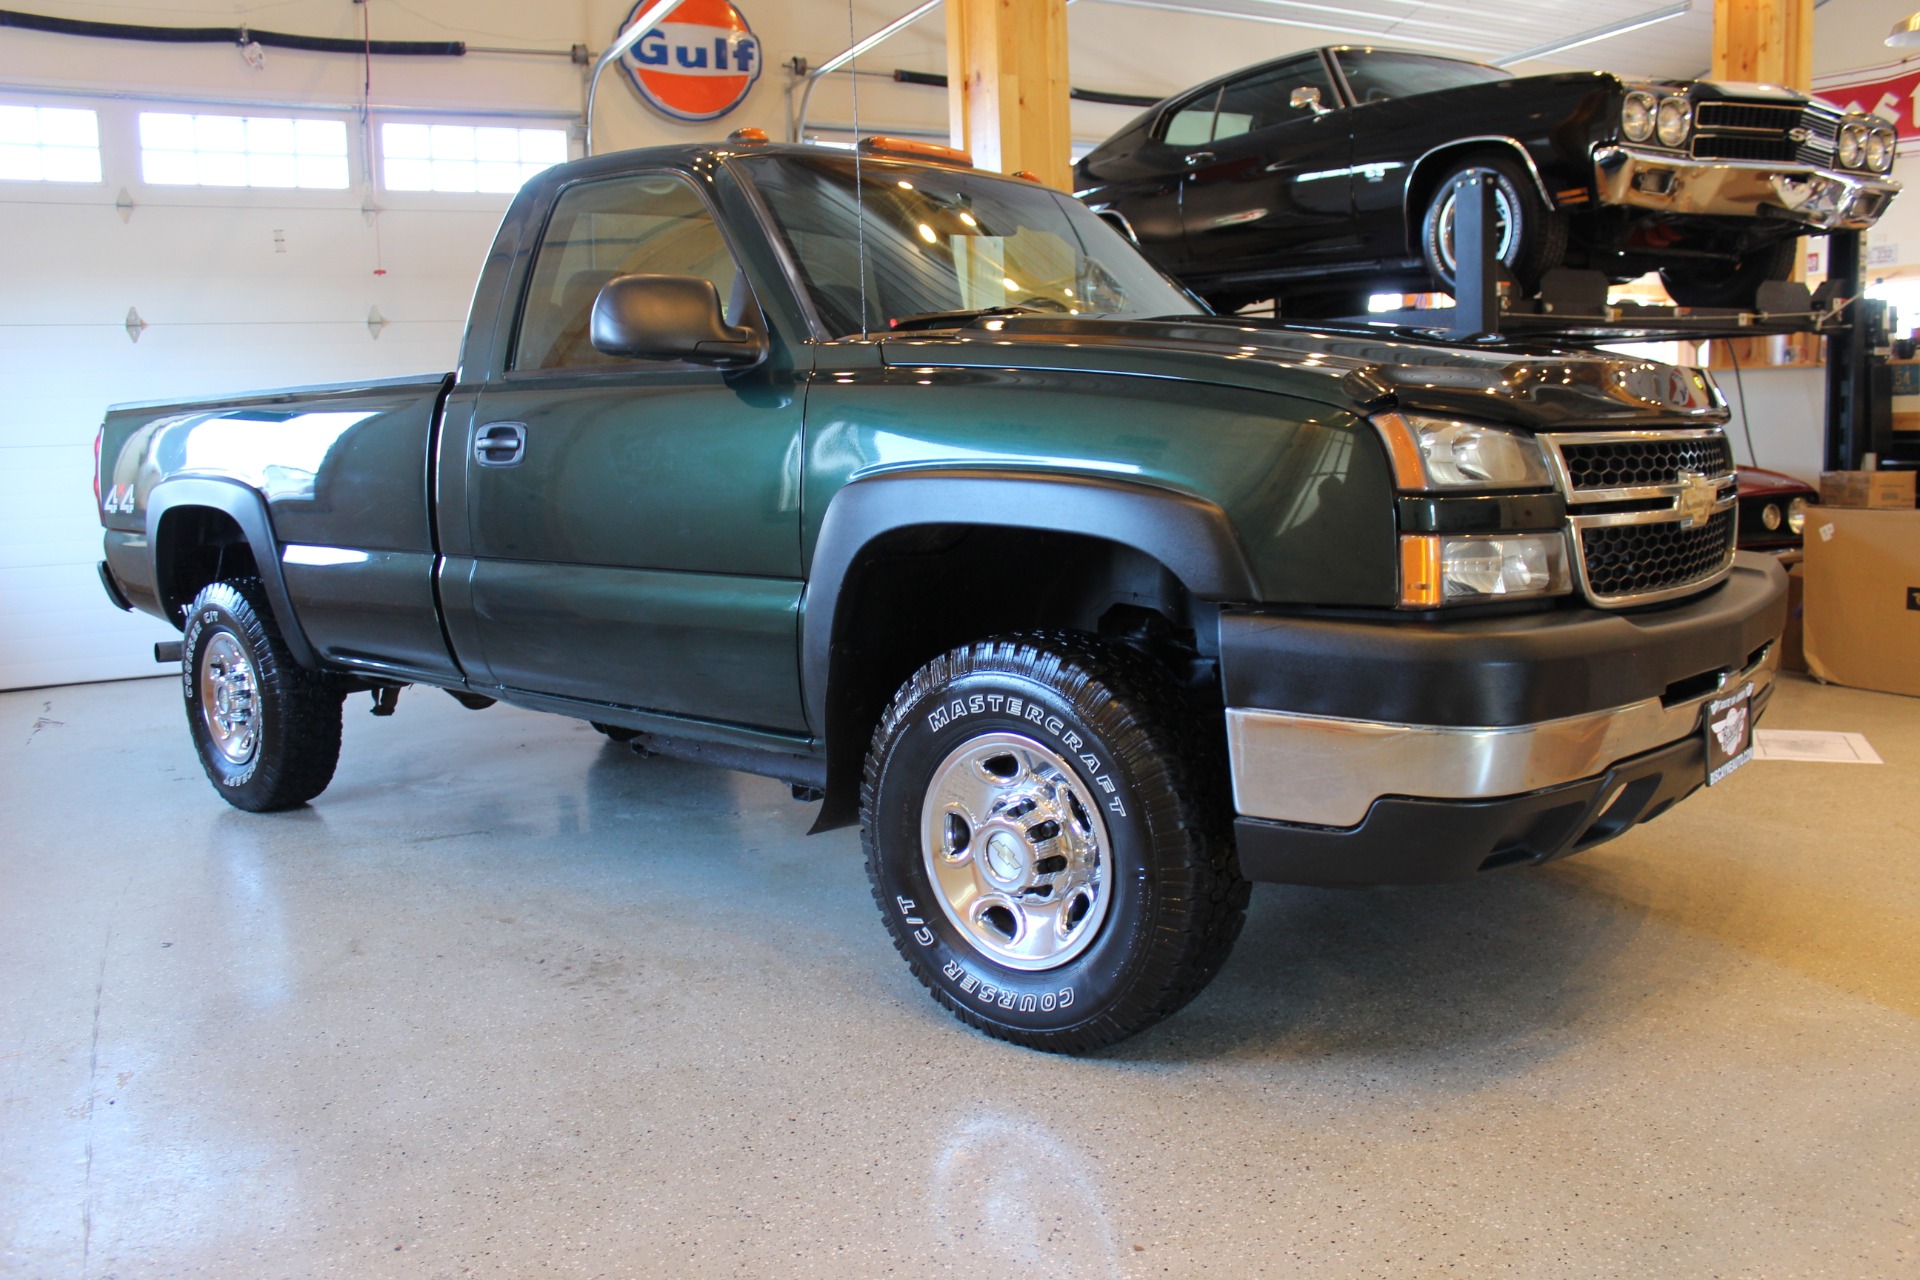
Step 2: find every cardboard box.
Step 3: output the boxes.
[1779,562,1806,673]
[1892,359,1920,432]
[1803,507,1920,698]
[1818,469,1916,509]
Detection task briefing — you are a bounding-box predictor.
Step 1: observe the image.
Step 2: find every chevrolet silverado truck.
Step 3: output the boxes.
[96,135,1787,1053]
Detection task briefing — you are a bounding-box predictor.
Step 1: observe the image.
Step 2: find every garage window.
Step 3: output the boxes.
[138,112,349,188]
[0,105,102,183]
[380,123,568,193]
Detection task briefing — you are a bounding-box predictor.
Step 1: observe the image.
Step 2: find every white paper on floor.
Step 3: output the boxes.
[1753,729,1883,764]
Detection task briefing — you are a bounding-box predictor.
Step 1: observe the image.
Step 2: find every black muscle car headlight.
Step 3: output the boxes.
[1839,123,1867,169]
[1622,92,1657,142]
[1399,533,1572,607]
[1656,97,1692,148]
[1788,496,1808,534]
[1867,126,1897,173]
[1372,412,1554,491]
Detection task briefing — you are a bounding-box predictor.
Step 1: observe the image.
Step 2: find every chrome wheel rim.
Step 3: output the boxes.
[1436,176,1517,276]
[198,631,261,766]
[920,731,1113,971]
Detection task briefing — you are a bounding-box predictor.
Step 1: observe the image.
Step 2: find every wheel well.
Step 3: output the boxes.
[812,525,1217,829]
[1402,141,1544,256]
[155,506,258,624]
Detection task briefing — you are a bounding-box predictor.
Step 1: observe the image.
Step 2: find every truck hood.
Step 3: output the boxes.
[880,314,1728,431]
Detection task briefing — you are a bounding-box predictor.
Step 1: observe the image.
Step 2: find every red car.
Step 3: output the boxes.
[1737,466,1815,556]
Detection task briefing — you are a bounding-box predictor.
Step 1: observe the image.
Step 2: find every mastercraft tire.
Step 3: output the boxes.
[1421,154,1567,296]
[182,578,344,812]
[861,633,1247,1053]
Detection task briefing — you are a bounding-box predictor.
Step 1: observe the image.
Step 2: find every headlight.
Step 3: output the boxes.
[1655,96,1692,148]
[1839,123,1866,168]
[1787,496,1808,534]
[1868,126,1897,173]
[1372,412,1554,490]
[1622,92,1657,142]
[1761,501,1782,531]
[1400,533,1572,606]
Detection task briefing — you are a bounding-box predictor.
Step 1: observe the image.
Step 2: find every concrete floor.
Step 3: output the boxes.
[2,672,1916,1279]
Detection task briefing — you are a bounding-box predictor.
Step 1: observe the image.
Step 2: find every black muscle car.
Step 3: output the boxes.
[1073,47,1901,316]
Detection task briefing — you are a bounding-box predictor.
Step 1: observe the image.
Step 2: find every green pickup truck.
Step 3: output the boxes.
[95,135,1787,1052]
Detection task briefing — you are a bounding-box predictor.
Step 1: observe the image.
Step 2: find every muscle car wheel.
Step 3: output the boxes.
[1421,155,1566,296]
[862,632,1247,1053]
[1659,237,1797,310]
[182,578,344,812]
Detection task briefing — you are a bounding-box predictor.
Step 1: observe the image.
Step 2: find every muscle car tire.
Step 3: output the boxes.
[1658,238,1798,310]
[862,633,1247,1053]
[1421,156,1566,296]
[182,578,344,812]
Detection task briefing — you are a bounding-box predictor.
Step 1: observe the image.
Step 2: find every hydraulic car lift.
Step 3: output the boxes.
[1356,173,1914,476]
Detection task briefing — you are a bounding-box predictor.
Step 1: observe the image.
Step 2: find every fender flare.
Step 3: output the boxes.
[146,476,320,669]
[800,468,1258,828]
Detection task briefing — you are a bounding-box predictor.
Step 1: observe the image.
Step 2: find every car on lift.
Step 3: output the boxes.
[1073,46,1900,317]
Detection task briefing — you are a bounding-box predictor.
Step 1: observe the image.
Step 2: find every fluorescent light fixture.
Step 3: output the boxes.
[1494,1,1692,67]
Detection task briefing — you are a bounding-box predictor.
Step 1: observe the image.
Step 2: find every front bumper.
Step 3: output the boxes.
[1593,145,1899,231]
[1221,554,1788,886]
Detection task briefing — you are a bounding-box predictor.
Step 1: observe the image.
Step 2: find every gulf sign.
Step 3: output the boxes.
[618,0,762,123]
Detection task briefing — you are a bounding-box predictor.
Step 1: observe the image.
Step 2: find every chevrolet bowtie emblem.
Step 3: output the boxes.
[1675,469,1719,529]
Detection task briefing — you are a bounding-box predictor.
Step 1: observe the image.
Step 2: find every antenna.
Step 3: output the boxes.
[848,0,869,340]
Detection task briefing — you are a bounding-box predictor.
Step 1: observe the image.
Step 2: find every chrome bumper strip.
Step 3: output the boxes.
[1592,145,1899,231]
[1226,643,1779,829]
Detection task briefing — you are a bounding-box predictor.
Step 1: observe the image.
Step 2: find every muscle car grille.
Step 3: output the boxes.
[1580,511,1736,600]
[1558,436,1736,491]
[1695,102,1802,133]
[1687,99,1841,167]
[1693,135,1798,162]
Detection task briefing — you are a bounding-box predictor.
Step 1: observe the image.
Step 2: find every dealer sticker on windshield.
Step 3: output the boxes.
[1704,682,1755,786]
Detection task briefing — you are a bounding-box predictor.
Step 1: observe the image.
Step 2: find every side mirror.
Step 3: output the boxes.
[1290,86,1328,115]
[590,274,767,369]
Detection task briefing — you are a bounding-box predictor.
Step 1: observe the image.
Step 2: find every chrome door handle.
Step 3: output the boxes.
[1184,150,1216,167]
[474,421,526,467]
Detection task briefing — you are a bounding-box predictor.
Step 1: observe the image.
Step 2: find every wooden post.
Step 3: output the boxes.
[1712,0,1812,88]
[1707,0,1816,368]
[945,0,1072,190]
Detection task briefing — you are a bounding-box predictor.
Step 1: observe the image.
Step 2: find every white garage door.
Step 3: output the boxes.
[0,93,569,690]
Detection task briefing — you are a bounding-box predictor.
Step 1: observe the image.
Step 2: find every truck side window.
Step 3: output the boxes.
[513,171,743,371]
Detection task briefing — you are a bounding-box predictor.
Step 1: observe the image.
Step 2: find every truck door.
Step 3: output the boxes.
[441,169,807,731]
[1178,55,1355,282]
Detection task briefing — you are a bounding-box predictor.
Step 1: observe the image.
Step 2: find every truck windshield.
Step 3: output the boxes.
[736,152,1200,338]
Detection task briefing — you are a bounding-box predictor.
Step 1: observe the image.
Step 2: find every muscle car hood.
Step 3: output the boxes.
[880,314,1728,431]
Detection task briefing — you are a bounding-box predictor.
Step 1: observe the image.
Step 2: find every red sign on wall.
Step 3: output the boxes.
[1814,60,1920,152]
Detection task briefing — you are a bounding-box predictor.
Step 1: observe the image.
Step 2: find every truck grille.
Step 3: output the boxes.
[1558,435,1735,491]
[1580,510,1736,598]
[1542,429,1739,608]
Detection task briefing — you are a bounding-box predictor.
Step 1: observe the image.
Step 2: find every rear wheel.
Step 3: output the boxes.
[1421,154,1567,296]
[1659,237,1798,309]
[182,579,343,812]
[862,633,1247,1053]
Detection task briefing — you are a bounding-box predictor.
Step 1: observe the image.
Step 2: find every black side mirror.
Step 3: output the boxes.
[590,274,768,369]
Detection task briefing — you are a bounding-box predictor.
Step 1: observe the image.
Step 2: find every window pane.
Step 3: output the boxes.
[383,156,434,190]
[0,105,104,183]
[514,172,743,371]
[138,111,350,188]
[1215,59,1338,138]
[382,122,431,159]
[520,128,567,164]
[474,127,520,163]
[476,161,523,193]
[429,125,475,161]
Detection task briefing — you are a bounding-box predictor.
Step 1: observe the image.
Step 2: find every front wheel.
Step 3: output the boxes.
[1421,155,1566,296]
[861,633,1247,1053]
[182,579,344,811]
